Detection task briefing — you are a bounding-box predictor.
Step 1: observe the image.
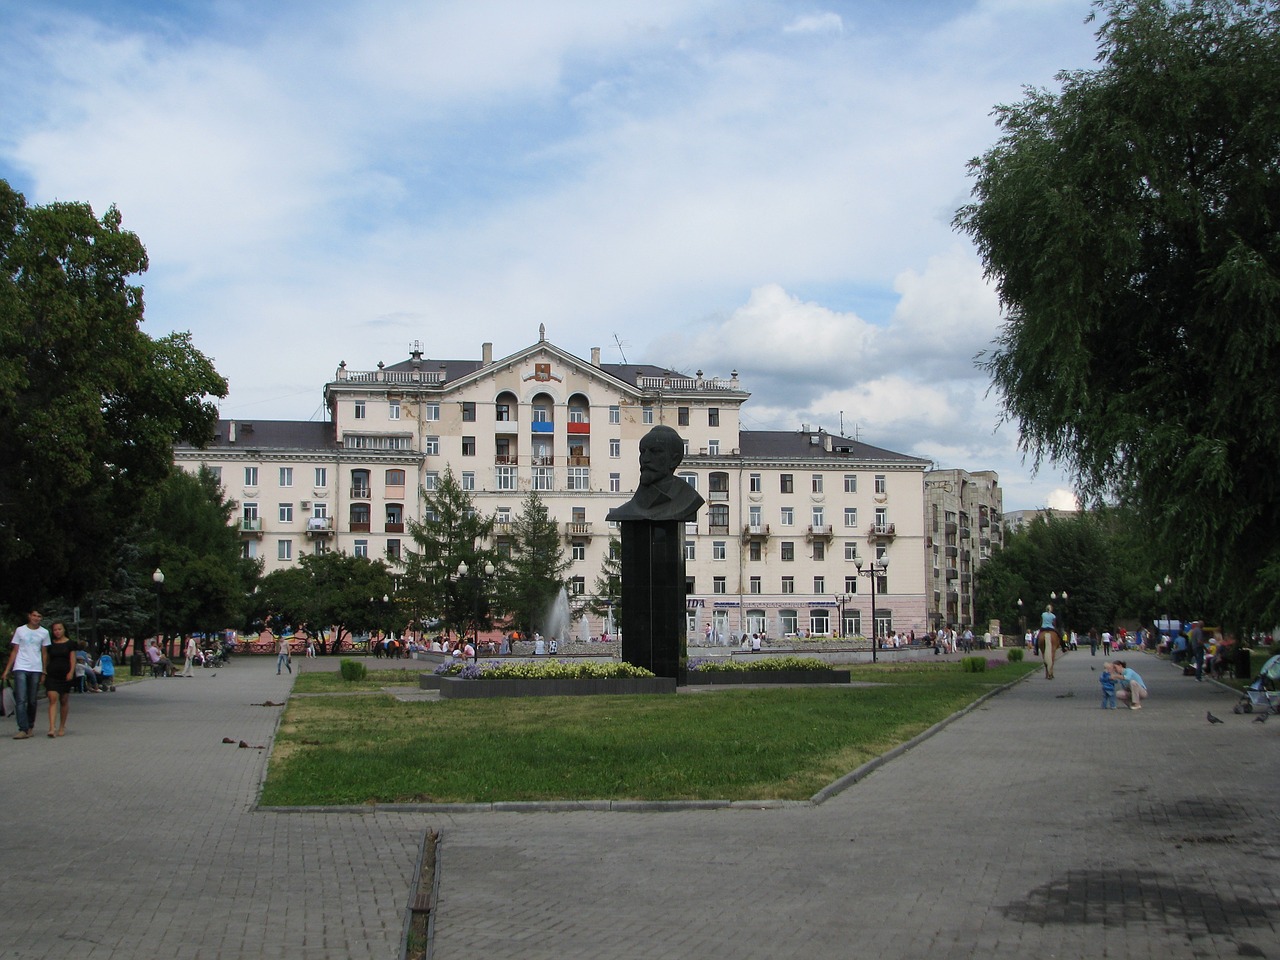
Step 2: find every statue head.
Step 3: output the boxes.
[638,425,684,486]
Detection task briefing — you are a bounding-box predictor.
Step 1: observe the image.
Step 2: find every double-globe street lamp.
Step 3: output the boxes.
[456,560,496,661]
[139,567,164,676]
[853,554,889,663]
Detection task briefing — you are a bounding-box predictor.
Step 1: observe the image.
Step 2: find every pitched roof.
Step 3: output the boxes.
[738,430,928,465]
[176,420,339,452]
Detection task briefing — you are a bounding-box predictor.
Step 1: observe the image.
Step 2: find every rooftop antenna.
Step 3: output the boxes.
[612,333,630,364]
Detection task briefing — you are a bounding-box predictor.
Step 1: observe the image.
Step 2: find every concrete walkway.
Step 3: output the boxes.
[1,649,1276,959]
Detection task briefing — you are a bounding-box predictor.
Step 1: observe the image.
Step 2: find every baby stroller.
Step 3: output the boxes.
[1233,653,1280,714]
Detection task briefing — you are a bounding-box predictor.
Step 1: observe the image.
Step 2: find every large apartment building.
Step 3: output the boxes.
[174,334,933,639]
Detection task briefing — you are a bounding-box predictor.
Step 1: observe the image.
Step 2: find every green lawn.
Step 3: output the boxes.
[261,660,1035,805]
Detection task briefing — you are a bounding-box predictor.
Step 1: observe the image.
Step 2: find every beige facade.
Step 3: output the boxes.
[175,336,933,639]
[923,469,1005,631]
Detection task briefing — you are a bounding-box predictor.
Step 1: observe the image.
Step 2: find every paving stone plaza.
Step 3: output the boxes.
[1,648,1276,959]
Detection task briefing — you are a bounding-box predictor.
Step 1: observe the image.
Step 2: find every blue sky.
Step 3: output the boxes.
[0,0,1103,510]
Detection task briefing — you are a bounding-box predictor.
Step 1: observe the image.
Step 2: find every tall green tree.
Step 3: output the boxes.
[955,0,1280,630]
[402,466,497,639]
[254,551,394,654]
[497,490,571,638]
[140,467,260,655]
[0,181,227,613]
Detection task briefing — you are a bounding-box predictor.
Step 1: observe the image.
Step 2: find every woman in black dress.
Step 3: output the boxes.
[45,620,75,737]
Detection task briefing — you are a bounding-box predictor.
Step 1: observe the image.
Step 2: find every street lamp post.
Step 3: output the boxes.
[835,594,851,640]
[143,567,164,677]
[854,555,889,663]
[1017,597,1024,645]
[456,560,496,661]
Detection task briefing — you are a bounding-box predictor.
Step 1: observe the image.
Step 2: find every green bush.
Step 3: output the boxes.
[339,659,367,681]
[688,655,829,673]
[1006,648,1024,663]
[960,656,987,673]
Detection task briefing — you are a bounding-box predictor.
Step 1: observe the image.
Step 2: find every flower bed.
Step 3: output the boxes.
[685,656,850,685]
[422,659,674,698]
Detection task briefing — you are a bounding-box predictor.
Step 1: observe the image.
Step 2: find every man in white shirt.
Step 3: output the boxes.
[3,610,50,738]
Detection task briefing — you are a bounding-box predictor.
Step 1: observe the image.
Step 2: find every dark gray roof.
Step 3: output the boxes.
[738,430,929,465]
[176,420,339,452]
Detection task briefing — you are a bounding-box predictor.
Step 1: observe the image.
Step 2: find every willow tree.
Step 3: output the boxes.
[955,0,1280,629]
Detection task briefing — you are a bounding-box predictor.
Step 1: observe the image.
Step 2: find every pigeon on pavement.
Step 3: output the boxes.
[1207,711,1225,724]
[1254,712,1269,724]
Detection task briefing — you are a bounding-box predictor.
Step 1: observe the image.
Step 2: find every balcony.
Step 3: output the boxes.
[564,521,593,539]
[945,568,959,580]
[708,489,729,501]
[708,523,730,535]
[741,523,770,542]
[531,455,554,466]
[805,524,834,543]
[385,485,406,500]
[944,521,957,535]
[494,454,518,465]
[530,421,554,434]
[349,522,371,533]
[566,421,590,435]
[305,517,334,537]
[867,522,897,541]
[350,486,371,500]
[238,518,263,538]
[568,455,591,466]
[384,522,405,534]
[493,520,514,538]
[945,545,958,558]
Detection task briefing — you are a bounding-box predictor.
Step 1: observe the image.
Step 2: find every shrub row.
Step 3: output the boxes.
[432,659,656,680]
[687,655,831,673]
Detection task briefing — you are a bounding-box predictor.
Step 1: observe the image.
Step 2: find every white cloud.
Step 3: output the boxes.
[782,12,844,36]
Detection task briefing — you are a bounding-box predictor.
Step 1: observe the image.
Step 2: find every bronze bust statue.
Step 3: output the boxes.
[606,425,705,523]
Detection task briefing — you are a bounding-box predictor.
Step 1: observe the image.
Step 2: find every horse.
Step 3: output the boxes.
[1038,629,1062,679]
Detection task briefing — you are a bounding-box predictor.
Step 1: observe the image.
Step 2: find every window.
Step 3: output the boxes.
[813,542,825,561]
[568,467,590,491]
[241,540,257,560]
[424,402,440,421]
[314,467,327,487]
[749,576,762,594]
[678,406,689,426]
[424,436,439,456]
[313,502,328,520]
[568,406,588,424]
[749,541,762,561]
[845,576,859,593]
[203,465,222,483]
[244,466,258,486]
[686,577,696,595]
[495,402,511,421]
[678,471,698,490]
[497,507,512,524]
[610,438,621,458]
[713,541,726,561]
[709,503,729,531]
[812,474,823,493]
[279,503,293,523]
[684,541,696,561]
[708,439,720,455]
[642,404,654,424]
[781,507,794,526]
[875,474,887,494]
[462,401,476,422]
[812,506,825,527]
[570,576,586,596]
[424,471,439,491]
[354,401,366,419]
[354,540,368,558]
[461,436,476,456]
[242,502,259,521]
[844,507,858,528]
[875,507,888,529]
[496,466,516,491]
[278,540,292,561]
[533,467,553,491]
[572,541,586,561]
[780,609,798,634]
[781,542,795,561]
[781,576,795,594]
[279,467,293,487]
[810,609,830,635]
[609,405,620,424]
[461,471,475,491]
[708,407,719,427]
[845,542,859,561]
[814,576,826,594]
[313,540,328,556]
[389,400,400,420]
[749,473,761,493]
[386,539,401,561]
[713,576,726,595]
[844,474,857,493]
[609,472,621,493]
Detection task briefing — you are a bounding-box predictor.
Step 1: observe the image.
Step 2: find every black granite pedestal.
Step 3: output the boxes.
[618,519,687,683]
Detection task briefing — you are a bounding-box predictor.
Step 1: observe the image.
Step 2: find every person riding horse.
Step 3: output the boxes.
[1038,604,1063,679]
